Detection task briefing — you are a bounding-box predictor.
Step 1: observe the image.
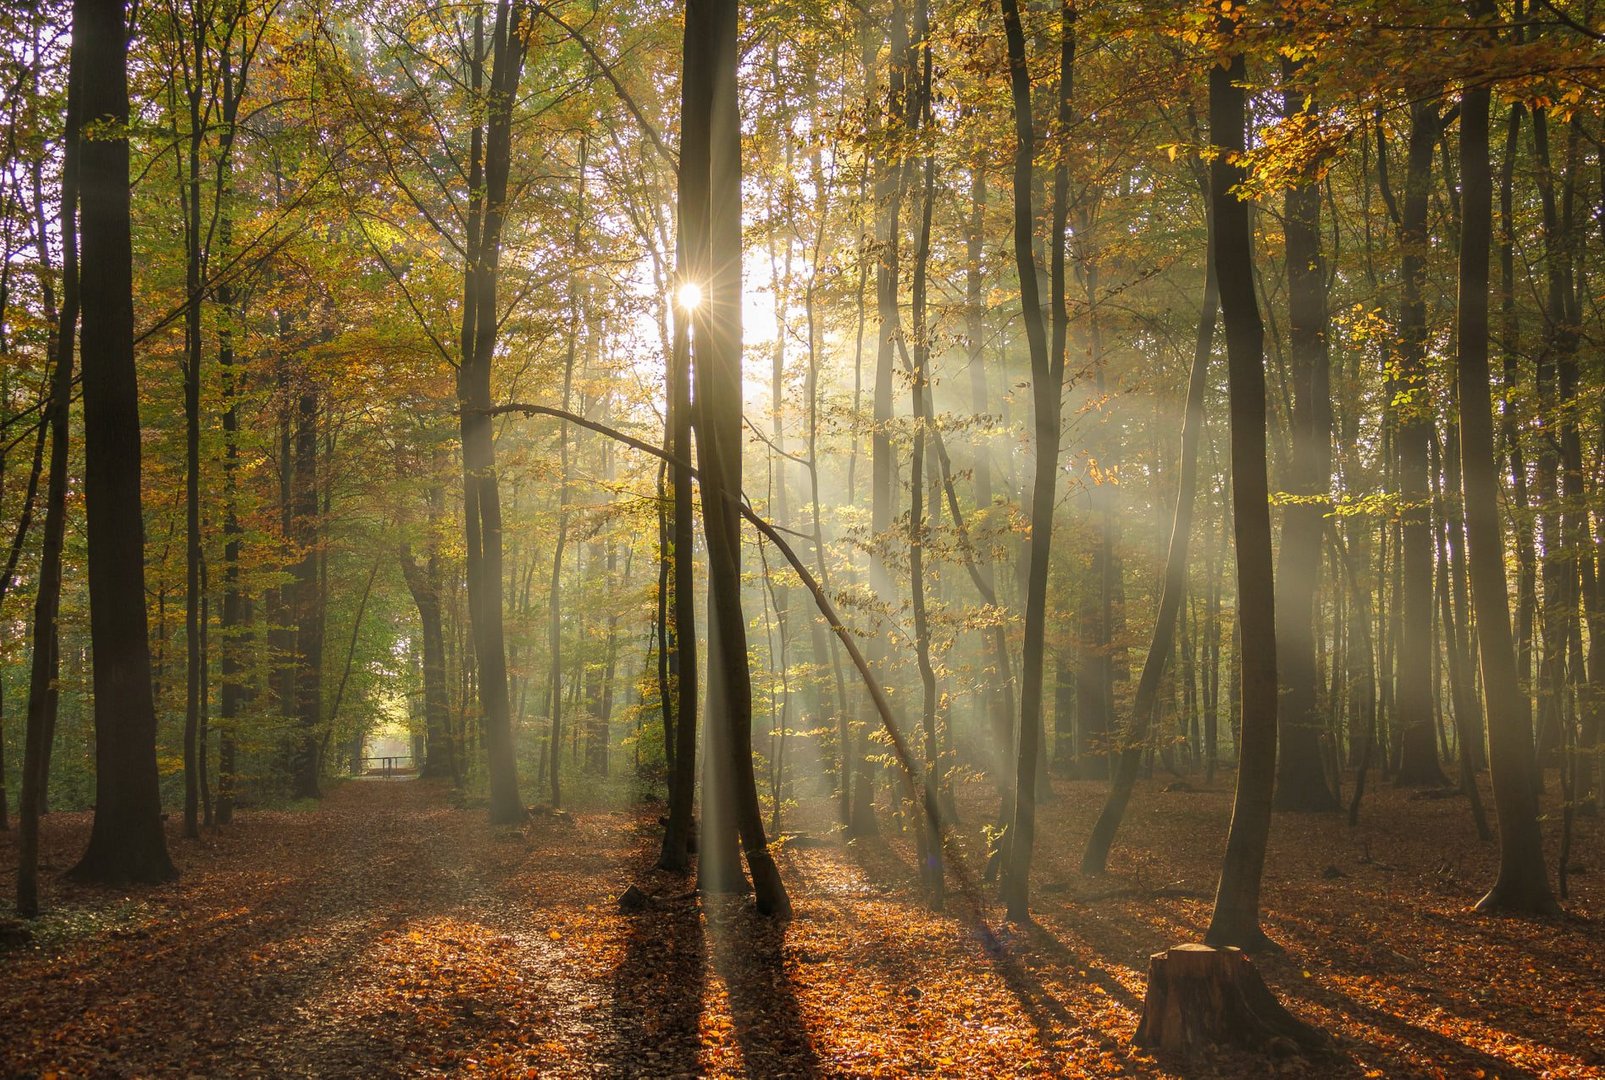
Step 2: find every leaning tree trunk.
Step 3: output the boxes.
[1082,176,1216,876]
[1202,46,1278,953]
[17,39,80,913]
[1453,1,1558,915]
[67,0,175,886]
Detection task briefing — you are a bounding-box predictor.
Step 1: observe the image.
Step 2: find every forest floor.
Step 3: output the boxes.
[1,770,1601,1079]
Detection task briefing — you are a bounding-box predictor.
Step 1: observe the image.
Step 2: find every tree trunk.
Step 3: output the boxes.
[1393,102,1449,787]
[17,38,80,912]
[690,0,789,916]
[1453,8,1558,915]
[1272,56,1339,812]
[1082,176,1216,875]
[997,0,1066,924]
[402,533,453,780]
[458,1,527,825]
[860,0,908,842]
[658,0,707,874]
[905,0,942,907]
[67,0,175,886]
[1203,46,1277,953]
[288,382,323,799]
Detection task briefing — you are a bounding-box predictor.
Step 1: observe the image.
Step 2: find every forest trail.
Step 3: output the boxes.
[3,777,1602,1078]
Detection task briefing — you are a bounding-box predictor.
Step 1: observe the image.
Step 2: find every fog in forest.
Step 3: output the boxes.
[1,0,1602,1075]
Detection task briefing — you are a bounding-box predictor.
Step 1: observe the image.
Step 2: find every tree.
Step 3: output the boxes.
[1203,40,1277,953]
[457,0,529,825]
[1082,173,1216,876]
[1272,54,1339,813]
[1453,0,1557,917]
[687,0,789,916]
[1391,99,1449,788]
[16,13,80,915]
[997,0,1068,925]
[67,0,175,886]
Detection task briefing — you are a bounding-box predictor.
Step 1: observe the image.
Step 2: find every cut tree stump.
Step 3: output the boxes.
[1133,944,1325,1057]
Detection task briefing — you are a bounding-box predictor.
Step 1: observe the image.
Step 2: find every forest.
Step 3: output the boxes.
[0,0,1602,1074]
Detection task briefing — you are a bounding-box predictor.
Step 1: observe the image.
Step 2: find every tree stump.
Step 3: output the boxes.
[1133,944,1324,1057]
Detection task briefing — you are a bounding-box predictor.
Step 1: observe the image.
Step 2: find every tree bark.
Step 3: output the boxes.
[67,0,175,886]
[17,33,80,912]
[457,0,527,825]
[1272,56,1339,812]
[1453,3,1558,915]
[1203,45,1277,952]
[997,0,1066,924]
[1393,102,1449,787]
[657,5,705,872]
[690,0,789,916]
[1082,178,1216,875]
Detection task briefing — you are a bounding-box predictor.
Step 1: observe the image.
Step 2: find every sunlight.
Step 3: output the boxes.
[676,281,704,311]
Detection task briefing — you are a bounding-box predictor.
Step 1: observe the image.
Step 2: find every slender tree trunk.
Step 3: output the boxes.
[1393,102,1449,787]
[658,0,706,872]
[1082,180,1216,874]
[458,1,527,824]
[402,521,453,780]
[17,40,80,911]
[905,0,943,906]
[1452,10,1557,914]
[181,45,205,839]
[684,0,789,915]
[860,0,909,841]
[1272,56,1339,812]
[288,381,323,799]
[997,0,1067,924]
[1203,46,1278,953]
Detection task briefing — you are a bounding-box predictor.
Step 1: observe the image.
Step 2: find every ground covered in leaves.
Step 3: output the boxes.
[2,771,1600,1078]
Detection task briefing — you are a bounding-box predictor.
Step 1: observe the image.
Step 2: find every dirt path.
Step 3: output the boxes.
[3,775,1601,1078]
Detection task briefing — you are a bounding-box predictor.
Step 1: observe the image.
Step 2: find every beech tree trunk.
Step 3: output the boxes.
[17,36,79,912]
[288,381,323,800]
[1272,56,1339,812]
[1453,5,1558,915]
[457,0,527,825]
[1203,46,1277,953]
[689,0,790,916]
[905,0,942,907]
[1393,102,1450,787]
[68,0,175,886]
[1082,179,1215,876]
[657,3,705,872]
[997,0,1065,924]
[401,520,453,781]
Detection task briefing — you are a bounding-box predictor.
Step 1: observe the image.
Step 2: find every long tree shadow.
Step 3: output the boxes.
[607,883,708,1078]
[1296,978,1546,1079]
[706,897,822,1078]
